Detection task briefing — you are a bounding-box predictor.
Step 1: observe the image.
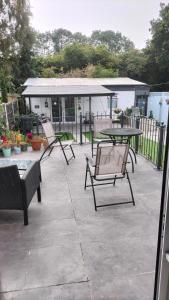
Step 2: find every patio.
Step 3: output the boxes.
[0,144,162,300]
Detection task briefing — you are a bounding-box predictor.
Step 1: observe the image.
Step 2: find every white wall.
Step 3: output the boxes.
[26,97,52,119]
[77,91,135,116]
[148,92,169,125]
[118,91,135,110]
[27,90,135,122]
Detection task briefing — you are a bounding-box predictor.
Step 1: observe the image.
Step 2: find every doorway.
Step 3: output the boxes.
[52,97,62,122]
[65,96,75,122]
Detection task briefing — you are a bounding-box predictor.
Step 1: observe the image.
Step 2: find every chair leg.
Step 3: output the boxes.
[39,144,51,161]
[91,132,94,157]
[126,171,135,206]
[130,147,137,164]
[70,144,75,158]
[128,151,134,173]
[59,141,69,165]
[48,146,54,156]
[23,208,28,225]
[90,173,97,211]
[84,164,89,190]
[37,185,41,202]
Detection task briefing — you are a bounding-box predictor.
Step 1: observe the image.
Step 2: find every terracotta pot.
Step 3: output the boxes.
[31,139,42,151]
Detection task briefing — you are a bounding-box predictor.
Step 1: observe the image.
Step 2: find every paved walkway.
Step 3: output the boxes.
[0,145,162,299]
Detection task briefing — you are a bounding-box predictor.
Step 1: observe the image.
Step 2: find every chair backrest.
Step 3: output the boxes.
[42,121,56,145]
[95,141,129,176]
[93,118,112,138]
[0,165,22,209]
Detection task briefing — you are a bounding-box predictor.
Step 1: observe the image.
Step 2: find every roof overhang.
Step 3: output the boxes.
[22,85,115,97]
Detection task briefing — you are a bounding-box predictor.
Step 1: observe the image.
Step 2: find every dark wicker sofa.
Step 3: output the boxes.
[0,160,41,225]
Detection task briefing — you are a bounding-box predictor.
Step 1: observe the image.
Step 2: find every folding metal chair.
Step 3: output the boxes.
[40,120,75,165]
[85,140,135,210]
[91,118,112,157]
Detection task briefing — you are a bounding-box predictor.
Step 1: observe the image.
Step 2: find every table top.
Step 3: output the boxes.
[100,128,143,137]
[0,159,33,170]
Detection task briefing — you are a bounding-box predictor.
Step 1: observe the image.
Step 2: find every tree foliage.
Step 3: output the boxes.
[90,30,134,53]
[1,1,169,97]
[144,3,169,90]
[0,0,35,100]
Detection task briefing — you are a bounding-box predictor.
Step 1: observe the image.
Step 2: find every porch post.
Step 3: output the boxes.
[28,97,31,113]
[110,95,112,119]
[89,96,92,131]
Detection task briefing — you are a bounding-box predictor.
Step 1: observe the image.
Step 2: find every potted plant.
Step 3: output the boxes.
[13,145,21,154]
[30,135,43,151]
[20,141,28,152]
[2,142,12,157]
[27,142,32,152]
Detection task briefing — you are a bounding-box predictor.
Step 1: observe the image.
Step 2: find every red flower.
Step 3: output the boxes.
[26,132,33,139]
[1,135,7,142]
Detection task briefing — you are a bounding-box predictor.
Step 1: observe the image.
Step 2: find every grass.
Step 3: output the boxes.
[55,132,74,141]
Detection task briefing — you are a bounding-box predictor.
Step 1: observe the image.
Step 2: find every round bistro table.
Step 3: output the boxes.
[100,128,143,172]
[100,128,142,140]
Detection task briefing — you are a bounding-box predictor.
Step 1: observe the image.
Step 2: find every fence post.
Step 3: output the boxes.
[4,104,9,129]
[80,113,83,145]
[120,111,124,128]
[135,117,140,153]
[36,115,39,135]
[157,123,165,170]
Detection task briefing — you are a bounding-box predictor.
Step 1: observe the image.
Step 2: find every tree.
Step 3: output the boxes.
[118,49,147,81]
[144,3,169,90]
[72,32,88,44]
[90,30,134,53]
[92,45,113,67]
[11,0,35,88]
[63,43,91,71]
[52,28,73,53]
[34,31,54,56]
[0,0,16,101]
[0,0,35,97]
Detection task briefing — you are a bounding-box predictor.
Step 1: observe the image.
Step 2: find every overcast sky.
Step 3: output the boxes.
[30,0,169,49]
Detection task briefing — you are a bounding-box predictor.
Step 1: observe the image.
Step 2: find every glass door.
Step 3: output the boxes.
[136,95,148,116]
[65,96,75,122]
[52,97,62,122]
[154,111,169,300]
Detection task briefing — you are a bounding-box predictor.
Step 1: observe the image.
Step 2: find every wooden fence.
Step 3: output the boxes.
[0,100,19,129]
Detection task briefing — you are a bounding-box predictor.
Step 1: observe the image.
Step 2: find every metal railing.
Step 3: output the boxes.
[124,115,166,169]
[28,112,166,169]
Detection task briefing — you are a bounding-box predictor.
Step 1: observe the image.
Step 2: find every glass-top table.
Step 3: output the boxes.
[0,159,33,170]
[100,128,142,140]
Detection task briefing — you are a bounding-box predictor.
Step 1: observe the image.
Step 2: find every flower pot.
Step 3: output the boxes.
[14,146,21,154]
[31,140,42,151]
[2,148,11,157]
[20,143,28,152]
[27,145,32,152]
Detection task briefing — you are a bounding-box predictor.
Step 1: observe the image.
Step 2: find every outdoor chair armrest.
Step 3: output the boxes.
[45,134,58,139]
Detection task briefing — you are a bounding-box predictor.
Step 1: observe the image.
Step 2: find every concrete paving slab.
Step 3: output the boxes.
[0,145,162,299]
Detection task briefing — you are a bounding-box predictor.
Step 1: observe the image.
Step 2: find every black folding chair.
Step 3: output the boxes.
[40,120,75,165]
